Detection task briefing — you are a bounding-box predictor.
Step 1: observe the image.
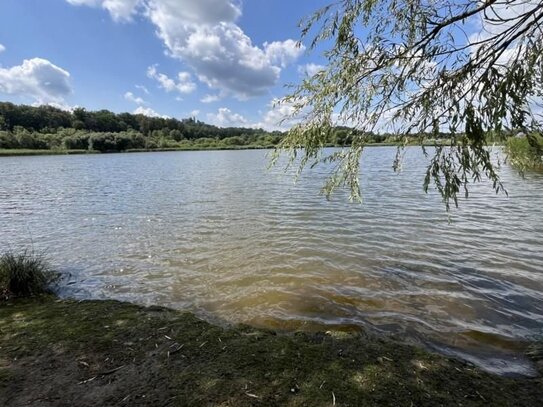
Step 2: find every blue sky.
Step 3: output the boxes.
[0,0,328,129]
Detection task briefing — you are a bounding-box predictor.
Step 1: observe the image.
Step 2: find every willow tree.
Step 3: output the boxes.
[275,0,543,209]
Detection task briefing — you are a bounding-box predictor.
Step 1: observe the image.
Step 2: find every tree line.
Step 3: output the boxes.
[0,102,286,152]
[0,102,436,153]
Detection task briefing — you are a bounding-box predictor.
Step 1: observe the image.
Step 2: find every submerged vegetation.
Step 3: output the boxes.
[0,251,57,298]
[0,295,542,406]
[0,250,541,405]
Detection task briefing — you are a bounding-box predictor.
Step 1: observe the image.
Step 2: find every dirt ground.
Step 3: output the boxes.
[0,296,541,406]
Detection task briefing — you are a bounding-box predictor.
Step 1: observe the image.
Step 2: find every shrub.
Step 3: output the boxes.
[63,133,90,150]
[505,133,543,172]
[0,131,18,149]
[0,251,58,298]
[222,136,246,146]
[88,132,117,152]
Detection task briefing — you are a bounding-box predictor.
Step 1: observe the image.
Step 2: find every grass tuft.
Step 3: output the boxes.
[0,250,58,298]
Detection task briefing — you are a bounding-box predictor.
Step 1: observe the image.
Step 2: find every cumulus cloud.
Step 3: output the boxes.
[0,58,72,103]
[0,44,5,53]
[133,105,168,118]
[298,63,325,77]
[66,0,141,21]
[147,65,196,94]
[254,98,301,131]
[124,91,146,104]
[66,0,305,99]
[206,99,301,131]
[153,19,304,99]
[33,101,77,112]
[146,0,240,26]
[147,0,303,99]
[207,107,248,127]
[468,1,540,66]
[264,40,304,68]
[473,1,539,36]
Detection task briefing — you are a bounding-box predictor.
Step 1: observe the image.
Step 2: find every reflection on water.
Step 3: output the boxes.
[1,147,542,376]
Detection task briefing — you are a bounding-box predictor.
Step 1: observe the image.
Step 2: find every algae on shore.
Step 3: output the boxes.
[0,296,541,406]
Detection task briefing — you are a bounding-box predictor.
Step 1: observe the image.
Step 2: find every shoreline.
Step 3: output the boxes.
[0,142,462,157]
[1,296,541,406]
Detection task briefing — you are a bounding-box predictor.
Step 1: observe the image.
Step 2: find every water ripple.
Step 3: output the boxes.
[1,147,542,376]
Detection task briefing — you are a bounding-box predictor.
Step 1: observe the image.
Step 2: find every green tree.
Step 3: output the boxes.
[275,0,543,209]
[169,129,184,141]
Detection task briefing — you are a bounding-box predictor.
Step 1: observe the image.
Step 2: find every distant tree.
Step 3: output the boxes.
[63,132,90,150]
[169,129,184,141]
[89,133,117,152]
[0,102,286,152]
[72,108,88,129]
[0,131,17,149]
[276,0,543,209]
[14,126,47,149]
[136,114,151,136]
[222,136,246,146]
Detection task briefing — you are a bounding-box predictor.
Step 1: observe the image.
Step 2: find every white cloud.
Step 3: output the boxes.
[0,58,72,103]
[145,0,304,98]
[473,1,539,36]
[66,0,141,21]
[147,65,196,94]
[298,63,325,77]
[65,0,99,5]
[207,107,248,127]
[0,44,5,53]
[201,94,220,103]
[146,0,241,26]
[66,0,305,99]
[205,99,301,131]
[33,101,77,112]
[264,39,304,68]
[469,1,540,66]
[157,20,304,99]
[190,109,200,117]
[133,105,169,118]
[135,84,149,94]
[124,91,146,104]
[254,98,300,131]
[175,72,197,93]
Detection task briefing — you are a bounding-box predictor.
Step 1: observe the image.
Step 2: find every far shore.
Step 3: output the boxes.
[0,141,466,157]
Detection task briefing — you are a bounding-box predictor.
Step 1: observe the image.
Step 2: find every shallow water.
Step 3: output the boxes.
[1,147,542,375]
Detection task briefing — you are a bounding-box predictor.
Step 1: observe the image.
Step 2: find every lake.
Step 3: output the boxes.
[1,147,542,376]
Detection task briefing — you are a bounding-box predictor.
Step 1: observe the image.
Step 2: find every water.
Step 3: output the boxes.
[1,147,542,376]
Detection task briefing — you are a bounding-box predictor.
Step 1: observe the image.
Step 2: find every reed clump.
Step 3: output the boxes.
[0,250,57,298]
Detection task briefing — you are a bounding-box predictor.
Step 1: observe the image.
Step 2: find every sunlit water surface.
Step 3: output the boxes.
[1,148,542,376]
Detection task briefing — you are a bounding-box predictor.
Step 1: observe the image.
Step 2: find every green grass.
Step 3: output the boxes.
[0,251,58,298]
[0,296,541,406]
[0,149,89,157]
[0,140,455,157]
[505,134,543,172]
[0,146,274,157]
